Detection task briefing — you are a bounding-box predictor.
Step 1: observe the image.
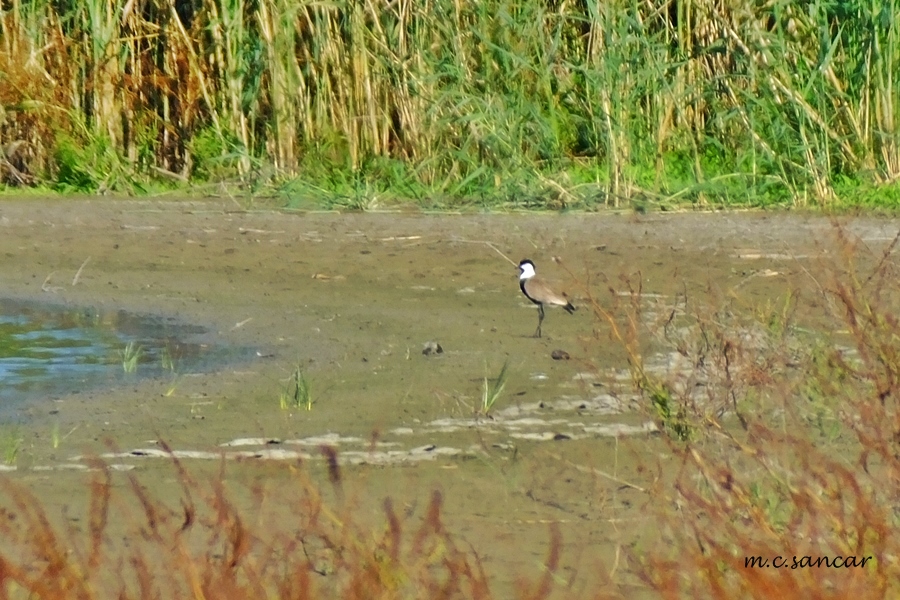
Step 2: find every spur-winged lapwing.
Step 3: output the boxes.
[518,259,575,338]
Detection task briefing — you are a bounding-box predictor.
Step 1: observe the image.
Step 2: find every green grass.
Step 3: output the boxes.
[1,0,897,208]
[280,365,313,411]
[118,341,143,374]
[160,345,177,373]
[481,360,510,415]
[0,427,22,466]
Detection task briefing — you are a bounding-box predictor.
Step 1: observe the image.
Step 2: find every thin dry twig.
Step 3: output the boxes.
[545,452,647,493]
[452,239,518,267]
[72,256,91,286]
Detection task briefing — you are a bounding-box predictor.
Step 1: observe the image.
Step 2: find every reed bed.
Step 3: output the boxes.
[0,0,897,205]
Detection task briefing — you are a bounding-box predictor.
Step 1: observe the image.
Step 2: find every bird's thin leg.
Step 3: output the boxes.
[534,305,544,338]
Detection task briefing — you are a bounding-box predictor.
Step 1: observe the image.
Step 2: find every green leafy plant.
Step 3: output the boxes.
[641,375,693,442]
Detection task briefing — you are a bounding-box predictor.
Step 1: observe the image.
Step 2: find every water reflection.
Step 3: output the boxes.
[0,299,247,410]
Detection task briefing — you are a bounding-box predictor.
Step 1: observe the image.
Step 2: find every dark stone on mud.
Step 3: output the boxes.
[551,349,570,360]
[552,433,571,441]
[422,341,443,356]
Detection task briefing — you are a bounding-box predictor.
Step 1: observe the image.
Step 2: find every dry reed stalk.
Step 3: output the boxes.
[623,223,900,598]
[0,444,574,599]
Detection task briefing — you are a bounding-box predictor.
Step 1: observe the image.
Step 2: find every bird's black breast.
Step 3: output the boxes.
[519,280,541,306]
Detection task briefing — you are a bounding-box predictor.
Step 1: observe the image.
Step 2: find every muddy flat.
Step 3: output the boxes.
[0,199,896,596]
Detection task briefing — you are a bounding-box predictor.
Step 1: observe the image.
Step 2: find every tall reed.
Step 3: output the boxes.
[1,0,897,205]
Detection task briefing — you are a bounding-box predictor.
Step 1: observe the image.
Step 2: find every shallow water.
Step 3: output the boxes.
[0,298,251,415]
